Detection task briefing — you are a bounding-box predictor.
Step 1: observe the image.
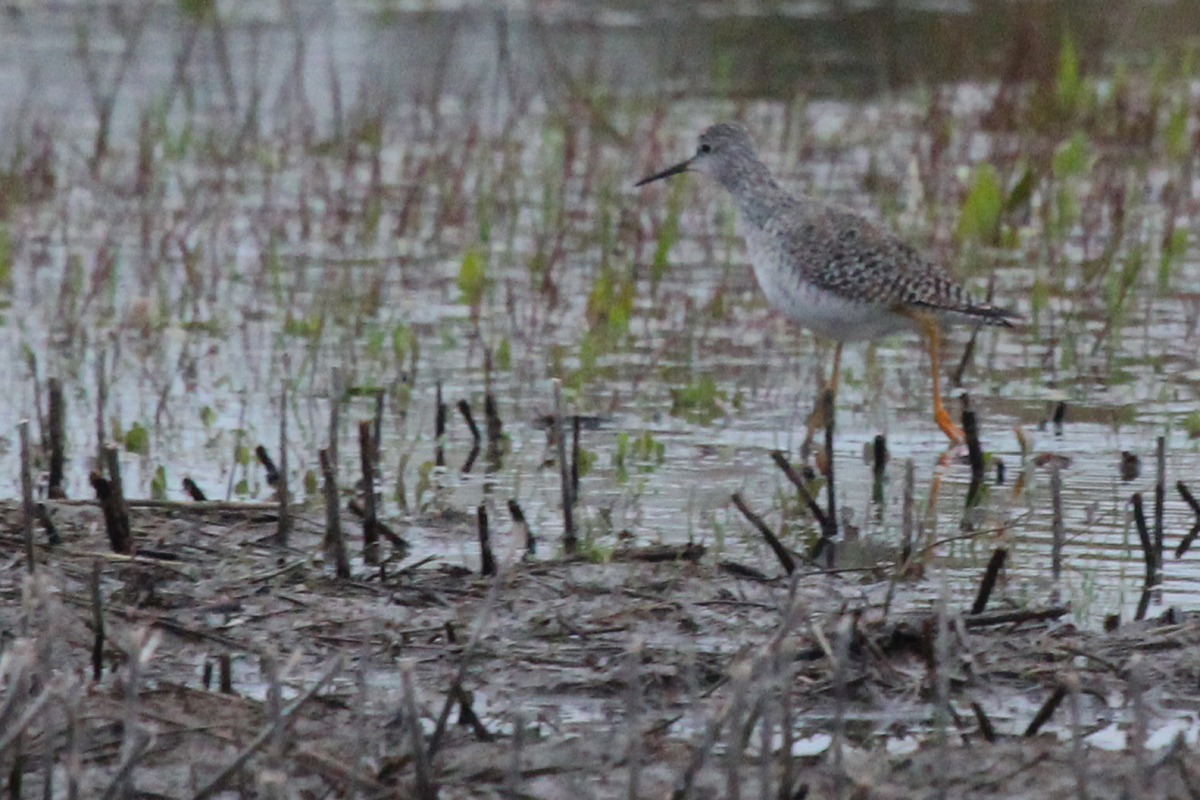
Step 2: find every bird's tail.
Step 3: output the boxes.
[914,300,1022,327]
[967,304,1022,327]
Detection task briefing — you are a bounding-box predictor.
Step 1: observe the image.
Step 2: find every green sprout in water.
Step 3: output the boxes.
[458,245,489,315]
[1159,227,1187,293]
[0,224,11,294]
[613,430,665,483]
[283,312,323,338]
[1182,410,1200,440]
[586,265,636,338]
[392,322,418,372]
[1055,31,1084,121]
[1050,130,1091,243]
[650,179,685,291]
[124,422,150,456]
[1105,243,1143,321]
[575,446,597,478]
[494,338,512,371]
[956,163,1002,247]
[151,466,168,500]
[669,375,727,425]
[414,460,436,510]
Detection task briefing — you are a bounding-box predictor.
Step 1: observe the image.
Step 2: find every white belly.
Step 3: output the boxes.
[743,224,910,342]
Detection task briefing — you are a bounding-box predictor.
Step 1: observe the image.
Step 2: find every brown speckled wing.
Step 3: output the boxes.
[793,206,1014,324]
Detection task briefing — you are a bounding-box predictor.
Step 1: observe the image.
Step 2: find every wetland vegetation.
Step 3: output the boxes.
[2,0,1200,797]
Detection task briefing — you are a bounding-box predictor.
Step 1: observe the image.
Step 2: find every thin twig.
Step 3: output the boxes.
[91,561,104,681]
[970,548,1007,615]
[457,399,481,441]
[359,420,379,566]
[1155,436,1166,563]
[98,729,153,800]
[871,434,887,508]
[104,446,133,554]
[509,498,534,556]
[47,378,66,499]
[435,382,446,468]
[730,493,795,574]
[1024,685,1066,737]
[0,676,75,758]
[769,451,833,538]
[478,505,495,576]
[403,662,436,800]
[19,421,35,572]
[277,379,291,544]
[320,449,349,579]
[965,606,1069,628]
[963,405,984,508]
[822,388,837,540]
[554,380,576,554]
[189,657,342,800]
[1050,462,1064,594]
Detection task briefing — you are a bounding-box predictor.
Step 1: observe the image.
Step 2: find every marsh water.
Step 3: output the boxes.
[2,0,1200,627]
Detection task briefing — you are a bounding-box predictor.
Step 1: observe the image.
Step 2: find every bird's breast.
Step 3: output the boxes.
[742,222,910,342]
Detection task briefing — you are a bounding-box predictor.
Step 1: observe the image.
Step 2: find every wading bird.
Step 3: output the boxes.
[636,123,1019,444]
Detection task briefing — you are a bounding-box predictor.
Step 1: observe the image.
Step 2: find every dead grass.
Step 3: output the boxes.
[3,499,1200,798]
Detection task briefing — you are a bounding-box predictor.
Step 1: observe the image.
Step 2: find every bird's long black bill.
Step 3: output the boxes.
[635,159,690,187]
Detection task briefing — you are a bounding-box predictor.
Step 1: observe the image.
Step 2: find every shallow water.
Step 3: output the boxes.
[1,0,1199,628]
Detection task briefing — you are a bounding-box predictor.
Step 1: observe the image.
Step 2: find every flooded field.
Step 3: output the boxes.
[2,1,1200,797]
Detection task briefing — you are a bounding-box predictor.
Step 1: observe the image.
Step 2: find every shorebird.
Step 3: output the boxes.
[635,123,1019,444]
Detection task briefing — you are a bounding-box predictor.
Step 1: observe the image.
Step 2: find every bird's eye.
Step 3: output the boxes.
[698,143,712,154]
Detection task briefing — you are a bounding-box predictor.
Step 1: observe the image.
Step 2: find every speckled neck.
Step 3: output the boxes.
[712,148,803,228]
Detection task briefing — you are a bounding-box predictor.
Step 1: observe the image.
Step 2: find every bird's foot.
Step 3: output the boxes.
[935,407,966,447]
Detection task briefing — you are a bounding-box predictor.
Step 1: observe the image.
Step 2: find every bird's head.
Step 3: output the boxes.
[635,123,756,187]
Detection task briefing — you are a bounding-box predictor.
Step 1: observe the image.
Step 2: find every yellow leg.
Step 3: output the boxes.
[915,314,965,445]
[805,341,843,439]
